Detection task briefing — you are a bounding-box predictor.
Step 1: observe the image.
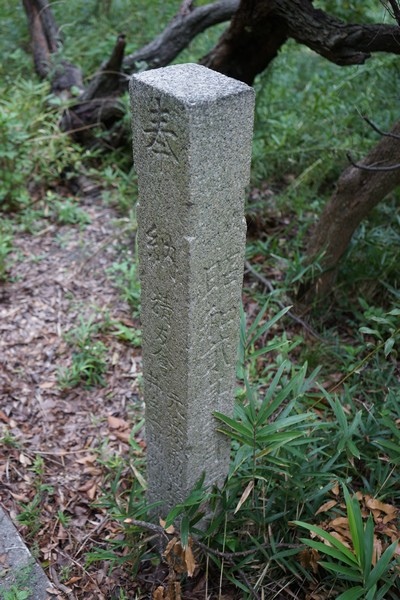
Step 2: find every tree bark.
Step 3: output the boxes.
[60,34,128,144]
[202,0,400,84]
[123,0,239,73]
[23,0,400,131]
[22,0,84,95]
[298,121,400,302]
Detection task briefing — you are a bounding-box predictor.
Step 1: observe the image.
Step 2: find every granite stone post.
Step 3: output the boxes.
[130,64,254,514]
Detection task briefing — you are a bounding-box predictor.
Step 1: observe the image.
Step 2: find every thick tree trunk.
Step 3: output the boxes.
[200,0,288,83]
[299,121,400,302]
[60,34,128,145]
[22,0,84,95]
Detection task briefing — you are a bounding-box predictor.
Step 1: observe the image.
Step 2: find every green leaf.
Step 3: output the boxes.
[245,300,269,344]
[319,560,361,582]
[331,398,348,433]
[180,515,189,549]
[375,579,396,600]
[365,585,377,600]
[343,484,364,567]
[346,440,361,459]
[384,337,395,357]
[256,433,303,457]
[256,413,312,438]
[247,305,292,348]
[363,515,374,581]
[365,540,398,590]
[256,361,289,424]
[359,327,380,336]
[243,371,257,421]
[249,339,289,359]
[300,538,358,568]
[213,412,253,438]
[293,521,357,564]
[336,587,365,600]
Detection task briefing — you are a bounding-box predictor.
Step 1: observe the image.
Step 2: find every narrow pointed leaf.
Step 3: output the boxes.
[300,538,358,568]
[293,521,357,564]
[213,412,253,437]
[343,484,363,566]
[336,587,365,600]
[365,540,398,590]
[319,561,361,582]
[363,515,374,581]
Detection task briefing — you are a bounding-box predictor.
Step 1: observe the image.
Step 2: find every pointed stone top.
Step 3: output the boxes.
[131,63,253,105]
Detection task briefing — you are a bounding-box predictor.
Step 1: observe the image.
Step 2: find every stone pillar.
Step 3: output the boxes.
[130,64,254,514]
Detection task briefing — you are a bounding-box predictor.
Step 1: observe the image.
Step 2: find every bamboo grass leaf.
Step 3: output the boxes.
[293,521,357,564]
[363,515,374,581]
[319,560,361,582]
[299,538,358,568]
[213,412,253,437]
[343,484,364,567]
[365,540,398,590]
[247,305,292,348]
[336,587,365,600]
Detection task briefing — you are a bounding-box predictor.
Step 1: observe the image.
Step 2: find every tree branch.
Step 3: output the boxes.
[203,0,400,85]
[123,0,239,73]
[346,152,400,172]
[274,0,400,66]
[381,0,400,25]
[361,115,400,141]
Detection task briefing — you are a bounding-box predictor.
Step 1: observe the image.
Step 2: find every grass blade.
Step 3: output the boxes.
[336,587,365,600]
[343,484,364,568]
[300,538,359,568]
[293,521,357,565]
[365,540,398,590]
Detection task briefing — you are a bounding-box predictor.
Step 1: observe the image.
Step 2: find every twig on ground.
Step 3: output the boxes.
[49,564,76,598]
[194,538,301,559]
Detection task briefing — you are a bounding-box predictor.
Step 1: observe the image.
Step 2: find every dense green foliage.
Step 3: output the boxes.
[1,1,399,598]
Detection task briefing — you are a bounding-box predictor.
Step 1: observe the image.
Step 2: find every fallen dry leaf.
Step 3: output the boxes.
[153,586,166,600]
[331,481,340,496]
[316,500,337,515]
[184,544,196,577]
[107,415,129,430]
[298,548,320,574]
[160,518,175,535]
[234,479,254,514]
[366,497,397,518]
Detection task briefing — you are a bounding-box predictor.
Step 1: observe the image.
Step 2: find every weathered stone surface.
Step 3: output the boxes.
[0,506,55,599]
[130,63,254,513]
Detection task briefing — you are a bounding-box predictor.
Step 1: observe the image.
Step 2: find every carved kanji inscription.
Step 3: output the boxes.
[143,96,179,162]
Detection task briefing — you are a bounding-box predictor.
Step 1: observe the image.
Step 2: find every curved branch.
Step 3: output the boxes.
[361,115,400,141]
[203,0,400,85]
[275,0,400,66]
[123,0,239,73]
[347,152,400,172]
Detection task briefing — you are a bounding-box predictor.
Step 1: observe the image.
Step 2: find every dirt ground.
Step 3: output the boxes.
[0,182,147,599]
